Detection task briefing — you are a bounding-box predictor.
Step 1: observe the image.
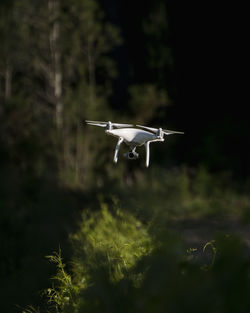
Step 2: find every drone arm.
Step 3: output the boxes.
[145,141,150,167]
[114,137,124,163]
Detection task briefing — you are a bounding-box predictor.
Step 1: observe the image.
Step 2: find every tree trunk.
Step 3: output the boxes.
[87,40,96,104]
[5,59,12,100]
[48,0,63,130]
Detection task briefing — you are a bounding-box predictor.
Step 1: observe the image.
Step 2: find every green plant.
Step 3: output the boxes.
[45,249,79,313]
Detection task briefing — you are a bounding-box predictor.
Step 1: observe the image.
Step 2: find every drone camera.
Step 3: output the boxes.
[124,151,139,160]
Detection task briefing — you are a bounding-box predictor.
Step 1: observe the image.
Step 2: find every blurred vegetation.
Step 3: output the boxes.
[0,0,249,312]
[23,200,250,313]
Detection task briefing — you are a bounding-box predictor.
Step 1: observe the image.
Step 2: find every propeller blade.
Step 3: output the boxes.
[136,125,158,133]
[113,123,134,128]
[86,120,134,128]
[137,125,184,135]
[163,129,184,135]
[85,121,107,127]
[85,120,107,123]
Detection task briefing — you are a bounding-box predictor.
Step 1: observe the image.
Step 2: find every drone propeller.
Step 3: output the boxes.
[86,120,134,129]
[136,125,184,135]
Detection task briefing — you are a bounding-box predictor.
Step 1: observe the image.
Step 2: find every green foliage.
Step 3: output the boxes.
[58,0,122,187]
[39,213,250,313]
[128,84,169,123]
[40,203,151,312]
[143,0,174,75]
[129,233,250,313]
[45,249,78,313]
[22,306,41,313]
[119,167,250,222]
[71,203,152,284]
[29,169,250,313]
[202,240,217,270]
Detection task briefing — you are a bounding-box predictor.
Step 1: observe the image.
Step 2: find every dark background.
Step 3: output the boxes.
[101,1,250,177]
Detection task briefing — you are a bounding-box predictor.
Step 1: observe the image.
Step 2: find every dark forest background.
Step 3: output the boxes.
[1,1,250,312]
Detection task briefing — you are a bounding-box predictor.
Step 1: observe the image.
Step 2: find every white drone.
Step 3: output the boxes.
[86,120,184,167]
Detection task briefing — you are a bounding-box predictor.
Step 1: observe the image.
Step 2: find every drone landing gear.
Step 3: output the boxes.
[145,141,150,167]
[113,137,124,163]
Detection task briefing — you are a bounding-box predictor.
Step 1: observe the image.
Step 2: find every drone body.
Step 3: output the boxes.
[86,120,184,167]
[106,128,159,147]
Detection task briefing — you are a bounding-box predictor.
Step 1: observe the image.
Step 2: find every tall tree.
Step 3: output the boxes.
[0,1,17,102]
[49,0,63,129]
[60,0,121,186]
[143,0,173,86]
